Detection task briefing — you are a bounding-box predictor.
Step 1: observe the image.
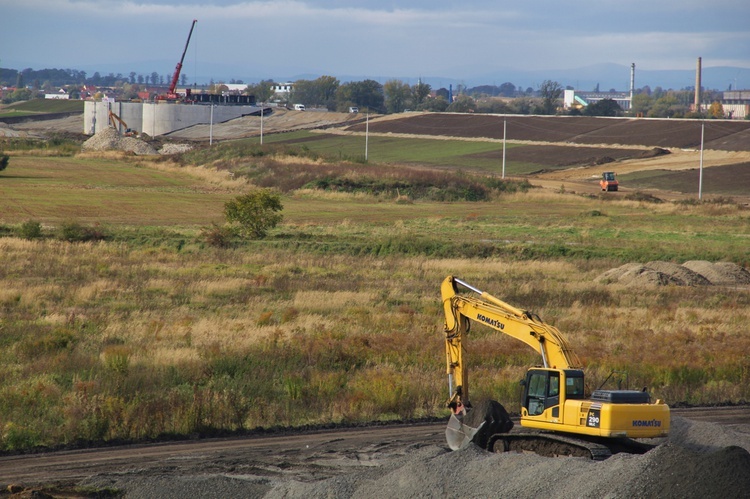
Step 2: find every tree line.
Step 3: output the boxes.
[1,66,735,119]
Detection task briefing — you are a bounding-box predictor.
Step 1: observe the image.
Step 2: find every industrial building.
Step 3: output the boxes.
[721,91,750,119]
[563,90,632,111]
[84,100,263,136]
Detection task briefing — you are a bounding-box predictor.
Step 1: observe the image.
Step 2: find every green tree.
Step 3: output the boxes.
[538,80,563,115]
[224,189,283,239]
[583,98,623,117]
[335,80,384,113]
[290,76,339,109]
[9,88,32,102]
[315,75,340,110]
[420,96,449,112]
[246,80,275,103]
[631,93,652,116]
[649,94,683,118]
[384,79,412,114]
[412,80,431,107]
[446,94,476,113]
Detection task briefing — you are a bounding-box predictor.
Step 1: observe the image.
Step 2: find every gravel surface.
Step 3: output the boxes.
[73,416,750,498]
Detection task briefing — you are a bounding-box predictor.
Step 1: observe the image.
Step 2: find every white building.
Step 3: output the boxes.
[45,89,69,100]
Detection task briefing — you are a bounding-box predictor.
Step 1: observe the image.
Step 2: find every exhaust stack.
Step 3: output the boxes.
[694,57,702,112]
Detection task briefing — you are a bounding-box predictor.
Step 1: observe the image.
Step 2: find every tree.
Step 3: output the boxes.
[583,98,623,117]
[412,80,431,107]
[420,96,449,112]
[224,189,283,239]
[246,80,275,104]
[315,75,339,110]
[384,79,412,114]
[631,93,652,116]
[538,80,563,115]
[708,101,725,119]
[648,94,682,118]
[499,82,516,97]
[335,79,384,113]
[290,76,339,109]
[446,94,476,113]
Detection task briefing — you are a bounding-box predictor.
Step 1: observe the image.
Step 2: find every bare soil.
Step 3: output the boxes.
[596,260,750,287]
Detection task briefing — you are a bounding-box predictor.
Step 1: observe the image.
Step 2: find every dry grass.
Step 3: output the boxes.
[1,235,748,450]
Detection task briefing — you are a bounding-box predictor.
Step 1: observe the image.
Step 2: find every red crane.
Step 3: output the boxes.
[163,19,197,100]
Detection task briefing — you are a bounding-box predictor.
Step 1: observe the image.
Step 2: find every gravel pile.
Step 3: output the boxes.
[81,127,157,155]
[597,261,750,287]
[264,416,750,498]
[159,143,193,155]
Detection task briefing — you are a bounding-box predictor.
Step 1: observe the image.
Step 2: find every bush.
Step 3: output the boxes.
[200,223,234,248]
[224,189,283,239]
[0,154,9,172]
[59,221,109,242]
[18,220,43,240]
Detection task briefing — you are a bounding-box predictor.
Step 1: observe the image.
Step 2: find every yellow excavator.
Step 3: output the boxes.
[442,275,669,459]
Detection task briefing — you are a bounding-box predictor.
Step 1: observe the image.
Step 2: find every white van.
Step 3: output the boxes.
[349,107,359,113]
[293,104,305,111]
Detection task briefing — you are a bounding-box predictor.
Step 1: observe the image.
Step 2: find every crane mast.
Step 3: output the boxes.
[166,19,197,100]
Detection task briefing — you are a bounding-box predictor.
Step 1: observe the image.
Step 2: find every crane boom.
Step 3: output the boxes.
[167,19,197,98]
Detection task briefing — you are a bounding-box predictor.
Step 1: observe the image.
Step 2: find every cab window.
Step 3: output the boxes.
[566,376,585,399]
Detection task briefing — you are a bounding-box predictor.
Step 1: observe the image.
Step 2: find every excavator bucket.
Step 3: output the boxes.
[446,399,514,451]
[446,413,485,450]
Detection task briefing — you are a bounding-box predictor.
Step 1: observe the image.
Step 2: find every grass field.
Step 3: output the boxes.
[246,130,535,174]
[0,139,749,453]
[0,99,83,118]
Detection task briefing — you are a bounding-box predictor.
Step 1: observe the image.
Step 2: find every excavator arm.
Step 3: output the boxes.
[442,275,581,411]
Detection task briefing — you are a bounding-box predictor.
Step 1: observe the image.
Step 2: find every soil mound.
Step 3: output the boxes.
[683,260,750,285]
[640,147,671,158]
[597,260,749,287]
[81,127,157,155]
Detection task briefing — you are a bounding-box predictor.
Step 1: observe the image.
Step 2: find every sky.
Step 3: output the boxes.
[2,0,749,89]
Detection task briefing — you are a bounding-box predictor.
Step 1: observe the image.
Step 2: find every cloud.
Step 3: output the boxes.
[1,0,747,84]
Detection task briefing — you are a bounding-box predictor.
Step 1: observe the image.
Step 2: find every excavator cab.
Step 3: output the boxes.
[521,369,585,418]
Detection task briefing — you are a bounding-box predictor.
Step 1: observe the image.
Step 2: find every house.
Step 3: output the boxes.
[45,88,69,100]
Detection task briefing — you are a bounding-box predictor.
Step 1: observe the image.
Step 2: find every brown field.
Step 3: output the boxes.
[348,113,750,151]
